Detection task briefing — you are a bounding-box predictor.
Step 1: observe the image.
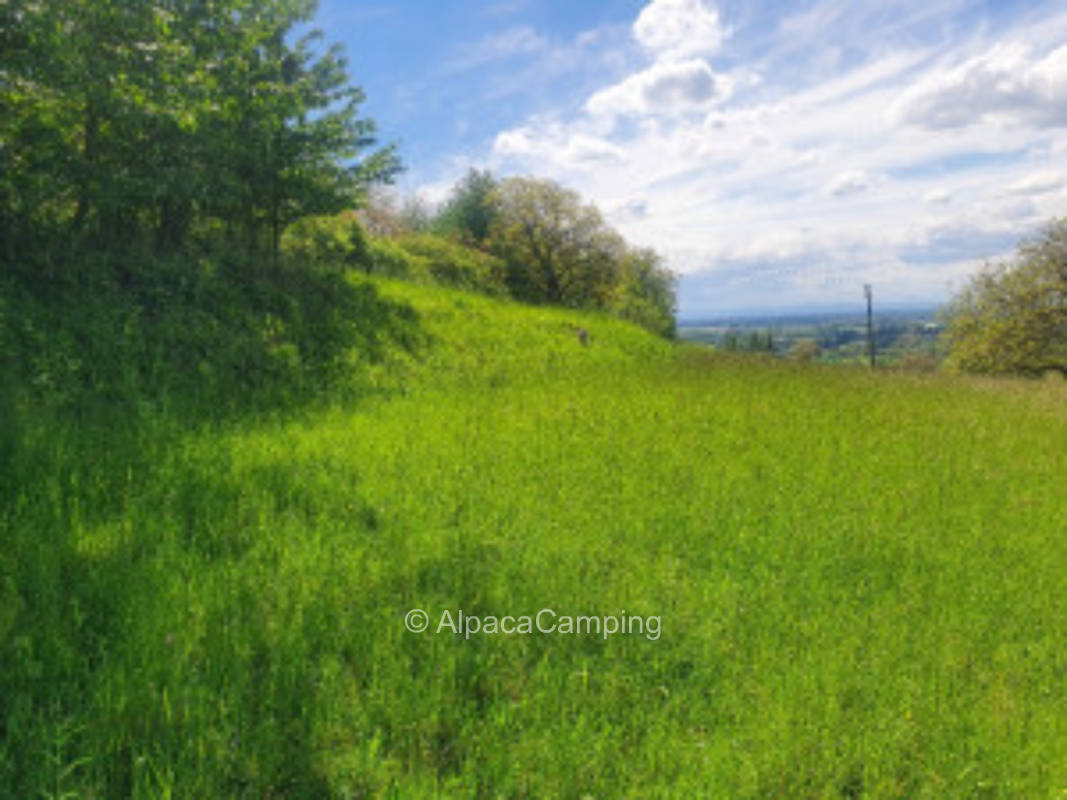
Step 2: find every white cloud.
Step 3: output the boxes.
[924,189,952,205]
[826,170,873,197]
[493,123,624,170]
[585,58,723,116]
[565,135,625,164]
[893,42,1067,130]
[633,0,726,62]
[1006,171,1063,195]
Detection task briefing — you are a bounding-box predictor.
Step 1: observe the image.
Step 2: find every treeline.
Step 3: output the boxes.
[1,0,398,264]
[283,170,678,338]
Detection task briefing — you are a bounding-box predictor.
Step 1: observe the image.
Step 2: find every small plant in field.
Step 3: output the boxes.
[789,337,820,363]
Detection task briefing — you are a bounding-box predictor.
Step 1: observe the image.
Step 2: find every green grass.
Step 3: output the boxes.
[2,278,1066,798]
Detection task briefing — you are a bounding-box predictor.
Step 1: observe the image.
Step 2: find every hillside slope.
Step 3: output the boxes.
[362,276,675,391]
[2,280,1065,798]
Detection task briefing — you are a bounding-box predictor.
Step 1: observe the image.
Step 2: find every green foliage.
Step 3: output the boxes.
[280,211,371,271]
[722,328,775,353]
[611,247,678,338]
[392,234,508,295]
[280,212,508,295]
[0,252,422,419]
[366,237,434,282]
[0,0,415,445]
[431,168,498,245]
[943,218,1067,376]
[349,172,680,338]
[0,0,399,264]
[487,177,624,309]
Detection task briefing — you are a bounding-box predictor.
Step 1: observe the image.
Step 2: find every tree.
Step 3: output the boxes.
[175,0,399,259]
[433,168,498,245]
[0,0,398,265]
[487,177,624,308]
[942,219,1067,376]
[611,247,677,338]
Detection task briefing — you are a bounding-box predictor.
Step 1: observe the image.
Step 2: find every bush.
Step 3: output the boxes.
[280,212,371,272]
[366,238,433,282]
[789,338,820,363]
[612,294,676,339]
[392,234,507,295]
[611,248,677,339]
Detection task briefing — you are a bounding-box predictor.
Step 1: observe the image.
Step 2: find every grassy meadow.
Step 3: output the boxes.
[2,278,1066,798]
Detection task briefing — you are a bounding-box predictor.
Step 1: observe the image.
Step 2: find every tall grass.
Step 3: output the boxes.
[2,279,1065,797]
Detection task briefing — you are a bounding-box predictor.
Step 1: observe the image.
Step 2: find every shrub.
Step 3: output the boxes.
[392,234,507,295]
[366,238,433,282]
[280,212,371,272]
[789,338,820,363]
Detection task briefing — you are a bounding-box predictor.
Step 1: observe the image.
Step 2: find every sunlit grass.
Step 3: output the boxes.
[2,280,1065,798]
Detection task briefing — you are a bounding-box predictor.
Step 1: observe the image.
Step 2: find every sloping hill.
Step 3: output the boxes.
[362,276,675,391]
[2,279,1065,798]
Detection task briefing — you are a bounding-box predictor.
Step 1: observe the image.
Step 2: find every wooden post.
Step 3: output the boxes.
[864,284,875,368]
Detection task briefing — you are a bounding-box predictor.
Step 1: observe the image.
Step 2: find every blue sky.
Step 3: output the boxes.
[311,0,1067,316]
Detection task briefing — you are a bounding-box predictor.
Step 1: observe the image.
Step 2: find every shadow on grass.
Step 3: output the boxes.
[0,252,428,796]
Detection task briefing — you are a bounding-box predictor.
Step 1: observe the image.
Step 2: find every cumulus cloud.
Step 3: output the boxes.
[826,170,873,197]
[493,124,623,169]
[564,135,626,164]
[585,58,722,116]
[583,0,732,119]
[893,42,1067,129]
[633,0,726,61]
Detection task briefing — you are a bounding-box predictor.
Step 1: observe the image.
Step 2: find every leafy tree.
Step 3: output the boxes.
[0,0,406,416]
[0,0,398,264]
[433,168,498,245]
[176,0,399,259]
[942,219,1067,376]
[415,172,678,336]
[611,247,677,338]
[747,330,775,353]
[487,177,624,308]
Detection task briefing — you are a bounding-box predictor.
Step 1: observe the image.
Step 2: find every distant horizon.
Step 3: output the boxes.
[676,300,943,324]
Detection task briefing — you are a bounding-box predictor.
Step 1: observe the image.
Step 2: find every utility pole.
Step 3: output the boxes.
[864,283,875,368]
